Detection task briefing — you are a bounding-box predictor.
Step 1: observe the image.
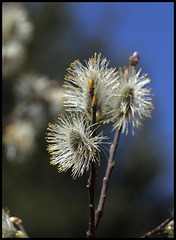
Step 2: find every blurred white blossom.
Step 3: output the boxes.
[2,2,33,78]
[15,73,50,100]
[3,119,36,162]
[14,73,65,120]
[13,102,47,132]
[2,40,26,78]
[2,3,33,44]
[44,85,65,116]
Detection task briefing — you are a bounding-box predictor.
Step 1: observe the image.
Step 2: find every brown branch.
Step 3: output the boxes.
[95,127,121,231]
[141,215,174,238]
[86,162,96,238]
[86,93,97,238]
[88,52,138,236]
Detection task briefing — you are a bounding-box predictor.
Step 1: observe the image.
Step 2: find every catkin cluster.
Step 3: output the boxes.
[46,53,153,178]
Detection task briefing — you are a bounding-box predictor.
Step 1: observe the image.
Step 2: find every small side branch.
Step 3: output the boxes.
[11,217,29,238]
[141,215,174,238]
[95,127,121,231]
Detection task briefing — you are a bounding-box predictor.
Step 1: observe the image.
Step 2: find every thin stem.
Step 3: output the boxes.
[13,217,29,238]
[16,222,29,238]
[95,127,121,231]
[141,215,174,238]
[86,95,97,238]
[87,162,96,238]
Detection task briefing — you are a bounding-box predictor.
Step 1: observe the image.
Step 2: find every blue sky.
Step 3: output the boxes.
[68,2,174,197]
[69,2,173,137]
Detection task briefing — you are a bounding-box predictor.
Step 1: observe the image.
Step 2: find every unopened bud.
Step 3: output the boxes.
[92,95,98,106]
[96,109,101,121]
[88,78,94,91]
[124,68,129,78]
[10,216,22,224]
[133,51,139,59]
[129,51,139,66]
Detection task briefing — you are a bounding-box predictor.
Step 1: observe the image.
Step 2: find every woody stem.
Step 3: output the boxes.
[95,127,121,231]
[86,90,97,238]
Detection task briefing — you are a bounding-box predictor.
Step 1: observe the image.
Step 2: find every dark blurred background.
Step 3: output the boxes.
[2,2,174,238]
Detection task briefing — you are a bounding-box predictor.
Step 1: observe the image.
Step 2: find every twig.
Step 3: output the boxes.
[88,52,138,236]
[87,162,96,238]
[12,217,29,238]
[95,127,121,231]
[86,94,97,238]
[141,215,174,238]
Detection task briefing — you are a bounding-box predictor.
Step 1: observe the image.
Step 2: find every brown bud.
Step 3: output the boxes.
[124,68,129,78]
[92,95,98,106]
[88,78,94,90]
[10,217,22,224]
[129,51,139,66]
[133,51,139,59]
